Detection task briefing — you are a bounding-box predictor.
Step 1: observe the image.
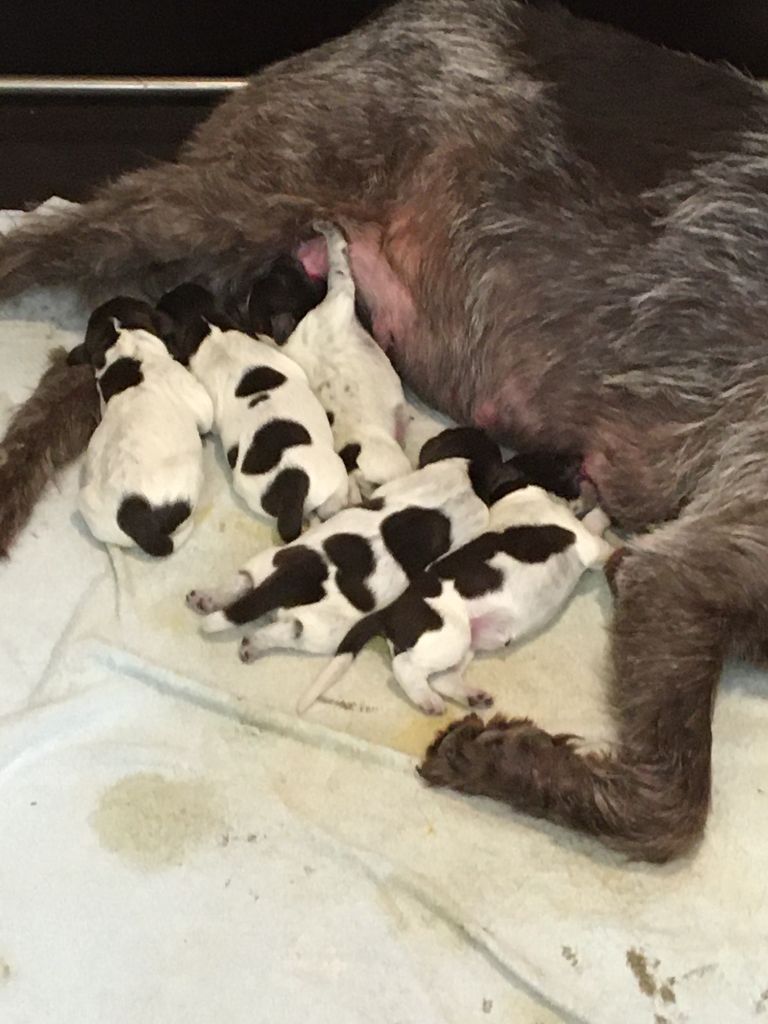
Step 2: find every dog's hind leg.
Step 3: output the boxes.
[419,508,753,861]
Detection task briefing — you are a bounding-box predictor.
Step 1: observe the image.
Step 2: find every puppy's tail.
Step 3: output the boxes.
[116,495,192,557]
[0,348,99,557]
[296,610,383,713]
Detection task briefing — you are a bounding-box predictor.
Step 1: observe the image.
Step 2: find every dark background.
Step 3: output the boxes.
[2,0,768,206]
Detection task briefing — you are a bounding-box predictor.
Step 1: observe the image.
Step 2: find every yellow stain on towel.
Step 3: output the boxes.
[91,773,224,870]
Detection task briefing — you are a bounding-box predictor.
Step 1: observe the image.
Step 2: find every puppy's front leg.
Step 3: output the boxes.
[186,571,252,615]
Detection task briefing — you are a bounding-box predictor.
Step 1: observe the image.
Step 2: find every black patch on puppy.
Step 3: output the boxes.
[498,524,575,562]
[435,535,506,599]
[323,533,376,612]
[380,573,444,654]
[224,544,328,625]
[261,467,310,542]
[98,356,144,403]
[359,495,385,512]
[419,427,502,504]
[249,395,269,408]
[326,411,335,427]
[116,495,191,558]
[241,420,312,475]
[381,507,452,578]
[226,445,239,469]
[235,366,287,397]
[338,442,361,472]
[157,283,235,365]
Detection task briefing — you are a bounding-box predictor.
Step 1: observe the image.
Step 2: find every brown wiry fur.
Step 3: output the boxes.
[0,349,99,555]
[1,0,768,859]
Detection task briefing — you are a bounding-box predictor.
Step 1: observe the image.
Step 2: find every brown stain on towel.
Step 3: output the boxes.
[91,772,222,869]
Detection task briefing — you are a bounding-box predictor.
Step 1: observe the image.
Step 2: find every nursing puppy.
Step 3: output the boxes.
[250,221,412,500]
[186,429,499,676]
[157,283,349,542]
[69,297,213,556]
[246,254,326,343]
[299,474,612,716]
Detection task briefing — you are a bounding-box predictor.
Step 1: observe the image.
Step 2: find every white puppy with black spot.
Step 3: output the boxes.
[249,221,412,500]
[186,431,502,691]
[299,465,614,715]
[158,283,349,543]
[68,296,214,557]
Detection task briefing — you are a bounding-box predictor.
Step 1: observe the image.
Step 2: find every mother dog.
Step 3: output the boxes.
[1,0,767,861]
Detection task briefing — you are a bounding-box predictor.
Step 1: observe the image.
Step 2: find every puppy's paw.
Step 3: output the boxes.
[186,590,218,614]
[417,691,447,716]
[238,636,259,664]
[466,688,494,709]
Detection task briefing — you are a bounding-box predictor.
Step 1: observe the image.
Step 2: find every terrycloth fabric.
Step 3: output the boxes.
[0,202,765,1024]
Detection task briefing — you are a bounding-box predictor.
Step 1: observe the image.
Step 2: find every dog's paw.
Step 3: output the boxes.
[186,589,217,614]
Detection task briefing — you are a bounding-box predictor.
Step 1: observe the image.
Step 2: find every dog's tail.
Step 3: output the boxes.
[0,348,100,557]
[0,158,318,303]
[116,495,192,557]
[296,610,384,713]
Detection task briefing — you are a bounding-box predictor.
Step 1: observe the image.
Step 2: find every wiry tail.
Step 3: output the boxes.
[0,348,99,556]
[296,610,384,713]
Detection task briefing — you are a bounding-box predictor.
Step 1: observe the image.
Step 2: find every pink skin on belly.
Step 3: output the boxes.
[295,231,416,352]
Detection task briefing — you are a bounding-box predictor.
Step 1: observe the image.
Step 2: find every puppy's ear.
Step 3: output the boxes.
[508,451,582,500]
[418,427,502,503]
[66,342,89,366]
[488,460,529,504]
[150,308,177,344]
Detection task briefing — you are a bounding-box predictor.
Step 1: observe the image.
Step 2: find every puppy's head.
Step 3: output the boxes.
[418,427,502,504]
[68,296,172,370]
[156,283,233,365]
[489,450,583,504]
[247,255,326,343]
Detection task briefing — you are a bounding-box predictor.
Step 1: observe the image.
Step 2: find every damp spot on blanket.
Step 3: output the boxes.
[626,948,658,997]
[755,987,768,1014]
[561,945,579,969]
[0,959,11,984]
[91,773,222,869]
[391,709,458,757]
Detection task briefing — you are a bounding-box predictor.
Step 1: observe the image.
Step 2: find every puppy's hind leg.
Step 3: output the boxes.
[391,652,446,716]
[186,571,252,615]
[431,653,493,709]
[238,617,305,664]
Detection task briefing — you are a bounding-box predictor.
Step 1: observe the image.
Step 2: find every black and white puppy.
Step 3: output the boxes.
[249,221,412,501]
[186,429,501,677]
[68,297,213,557]
[298,455,612,715]
[158,283,349,543]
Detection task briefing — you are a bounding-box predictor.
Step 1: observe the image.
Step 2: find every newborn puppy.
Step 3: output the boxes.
[249,221,412,500]
[158,283,349,543]
[186,428,501,667]
[247,254,326,343]
[299,457,613,715]
[68,297,213,556]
